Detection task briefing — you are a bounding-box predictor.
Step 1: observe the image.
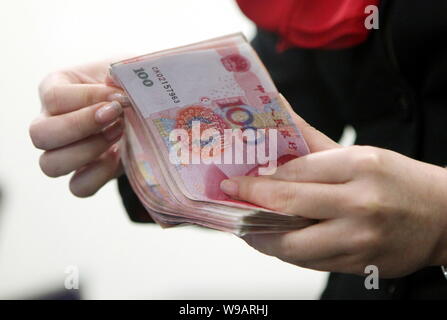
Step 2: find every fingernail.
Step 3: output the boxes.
[220,179,239,197]
[96,101,122,123]
[103,121,123,141]
[107,92,131,106]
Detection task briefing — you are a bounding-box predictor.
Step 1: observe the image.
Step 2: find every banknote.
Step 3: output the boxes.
[111,34,308,203]
[110,34,314,235]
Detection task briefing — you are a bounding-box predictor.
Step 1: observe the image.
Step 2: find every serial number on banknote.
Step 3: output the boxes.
[152,66,181,104]
[132,66,181,104]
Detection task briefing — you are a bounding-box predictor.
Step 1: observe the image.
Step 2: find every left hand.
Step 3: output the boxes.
[220,97,447,278]
[30,59,129,197]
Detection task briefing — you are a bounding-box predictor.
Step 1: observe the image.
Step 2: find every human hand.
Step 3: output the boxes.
[30,59,129,197]
[220,97,447,277]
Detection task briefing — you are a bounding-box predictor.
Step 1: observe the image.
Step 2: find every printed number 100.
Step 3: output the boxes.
[133,68,154,87]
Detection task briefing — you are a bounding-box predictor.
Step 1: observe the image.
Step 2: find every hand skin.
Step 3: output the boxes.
[29,59,130,197]
[220,96,447,278]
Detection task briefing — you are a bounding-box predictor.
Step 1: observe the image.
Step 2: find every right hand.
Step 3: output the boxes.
[29,59,129,197]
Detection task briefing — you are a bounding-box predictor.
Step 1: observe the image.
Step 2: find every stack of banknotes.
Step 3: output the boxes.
[110,34,313,235]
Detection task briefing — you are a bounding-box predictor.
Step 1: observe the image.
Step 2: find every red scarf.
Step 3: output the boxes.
[236,0,380,49]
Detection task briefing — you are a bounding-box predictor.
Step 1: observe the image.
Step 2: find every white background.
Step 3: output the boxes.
[0,0,328,299]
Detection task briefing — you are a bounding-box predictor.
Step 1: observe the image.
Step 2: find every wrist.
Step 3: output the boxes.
[434,224,447,266]
[409,161,447,267]
[430,166,447,266]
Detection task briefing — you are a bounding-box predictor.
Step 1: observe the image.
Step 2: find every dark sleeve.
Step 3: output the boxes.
[251,29,347,141]
[117,174,154,223]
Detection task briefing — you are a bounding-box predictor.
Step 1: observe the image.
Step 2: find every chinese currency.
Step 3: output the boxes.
[110,34,313,235]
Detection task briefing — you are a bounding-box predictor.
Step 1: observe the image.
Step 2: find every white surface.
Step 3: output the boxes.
[0,0,327,299]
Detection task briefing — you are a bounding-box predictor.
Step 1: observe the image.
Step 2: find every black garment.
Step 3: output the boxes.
[250,0,447,299]
[118,0,447,299]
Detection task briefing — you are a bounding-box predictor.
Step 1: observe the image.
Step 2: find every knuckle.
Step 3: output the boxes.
[40,85,58,112]
[70,182,95,198]
[38,72,55,98]
[252,181,270,203]
[239,179,287,211]
[349,188,382,215]
[351,228,381,253]
[39,71,69,115]
[279,159,300,180]
[278,236,296,260]
[276,183,297,213]
[39,152,63,177]
[81,86,95,106]
[29,118,49,150]
[67,109,86,137]
[351,146,382,174]
[238,179,261,203]
[238,179,254,200]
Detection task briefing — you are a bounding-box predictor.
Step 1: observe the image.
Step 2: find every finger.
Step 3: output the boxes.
[270,147,354,183]
[220,176,346,219]
[30,101,122,150]
[39,120,123,177]
[40,83,129,115]
[242,219,351,262]
[296,254,361,275]
[278,94,340,152]
[105,73,121,88]
[70,145,122,197]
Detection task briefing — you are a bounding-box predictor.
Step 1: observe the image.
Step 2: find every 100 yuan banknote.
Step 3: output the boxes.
[111,34,309,205]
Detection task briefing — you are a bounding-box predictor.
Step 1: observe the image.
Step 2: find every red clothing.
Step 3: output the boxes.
[236,0,380,49]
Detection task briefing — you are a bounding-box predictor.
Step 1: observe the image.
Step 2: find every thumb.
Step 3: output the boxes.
[279,93,339,152]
